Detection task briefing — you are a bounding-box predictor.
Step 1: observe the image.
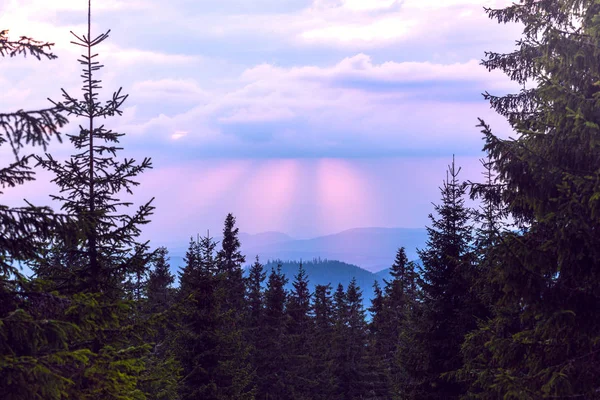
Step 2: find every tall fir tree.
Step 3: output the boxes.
[460,1,600,397]
[0,28,79,400]
[370,247,421,399]
[330,280,372,399]
[3,2,156,397]
[34,0,154,297]
[0,30,68,279]
[255,265,289,399]
[146,247,175,315]
[310,283,336,399]
[244,255,266,393]
[216,213,246,311]
[139,246,180,400]
[415,157,478,399]
[214,215,254,399]
[175,233,222,400]
[285,264,314,399]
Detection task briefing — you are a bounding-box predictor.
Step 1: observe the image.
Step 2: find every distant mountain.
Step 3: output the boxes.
[240,227,428,273]
[165,227,428,281]
[259,259,383,311]
[239,231,294,248]
[375,268,392,283]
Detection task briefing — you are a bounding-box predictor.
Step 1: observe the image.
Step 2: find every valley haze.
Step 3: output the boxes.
[163,226,427,273]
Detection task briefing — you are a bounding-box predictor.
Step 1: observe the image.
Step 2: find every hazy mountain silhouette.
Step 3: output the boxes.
[240,227,427,273]
[167,227,427,275]
[260,258,384,311]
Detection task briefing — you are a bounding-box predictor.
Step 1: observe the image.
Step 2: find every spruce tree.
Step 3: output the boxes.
[214,215,254,399]
[330,280,372,399]
[460,1,600,397]
[216,213,246,311]
[245,256,266,330]
[415,157,477,399]
[255,265,289,399]
[310,284,336,399]
[2,4,156,397]
[0,30,68,278]
[0,28,77,400]
[146,247,175,315]
[175,233,222,400]
[34,0,154,296]
[285,264,314,399]
[139,247,180,400]
[244,256,265,394]
[370,247,421,399]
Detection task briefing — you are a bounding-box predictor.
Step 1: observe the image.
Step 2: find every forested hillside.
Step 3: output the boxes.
[2,0,600,399]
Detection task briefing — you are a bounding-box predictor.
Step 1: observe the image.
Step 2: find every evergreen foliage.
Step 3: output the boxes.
[255,265,289,399]
[414,157,479,399]
[285,264,314,399]
[310,283,336,399]
[459,1,600,397]
[5,1,600,398]
[33,1,154,295]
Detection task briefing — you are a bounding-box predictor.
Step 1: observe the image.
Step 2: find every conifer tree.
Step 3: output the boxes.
[2,3,156,397]
[175,233,222,400]
[0,28,78,400]
[330,280,372,399]
[34,0,154,296]
[255,265,289,399]
[244,256,265,394]
[369,247,421,399]
[216,213,246,311]
[415,157,477,399]
[310,284,336,399]
[146,247,175,315]
[139,247,180,400]
[460,1,600,397]
[245,256,266,330]
[213,215,254,399]
[285,264,314,399]
[0,30,68,278]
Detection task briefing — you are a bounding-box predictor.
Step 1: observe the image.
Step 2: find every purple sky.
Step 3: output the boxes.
[1,0,523,244]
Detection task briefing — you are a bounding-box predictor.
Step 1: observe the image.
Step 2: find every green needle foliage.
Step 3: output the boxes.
[35,1,154,296]
[0,29,68,278]
[460,0,600,398]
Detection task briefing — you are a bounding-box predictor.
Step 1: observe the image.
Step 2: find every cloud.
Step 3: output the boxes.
[297,0,519,47]
[113,54,516,158]
[2,0,522,160]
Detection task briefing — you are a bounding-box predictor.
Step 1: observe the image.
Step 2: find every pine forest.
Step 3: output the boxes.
[2,0,600,399]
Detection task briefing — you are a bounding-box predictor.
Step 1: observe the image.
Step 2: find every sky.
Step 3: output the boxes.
[0,0,524,245]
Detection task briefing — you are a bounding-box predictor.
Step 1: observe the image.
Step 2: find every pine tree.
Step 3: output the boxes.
[255,265,289,399]
[370,247,421,399]
[175,234,222,400]
[244,256,265,394]
[146,247,175,315]
[367,281,391,399]
[34,0,154,296]
[2,4,155,397]
[245,256,266,330]
[213,215,254,399]
[415,157,477,399]
[0,28,78,400]
[460,1,600,397]
[285,263,314,399]
[138,247,180,400]
[216,213,246,311]
[176,230,254,399]
[0,30,68,278]
[310,284,336,399]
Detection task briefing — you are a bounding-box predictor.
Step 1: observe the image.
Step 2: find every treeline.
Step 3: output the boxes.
[3,0,600,398]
